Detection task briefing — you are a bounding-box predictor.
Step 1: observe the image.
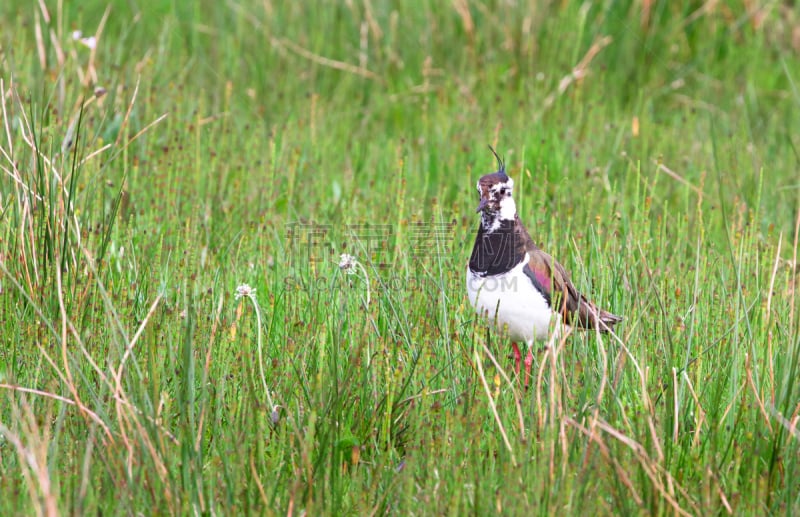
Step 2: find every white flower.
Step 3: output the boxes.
[72,30,82,40]
[337,253,370,305]
[234,281,278,424]
[79,36,97,50]
[338,253,357,273]
[235,283,255,300]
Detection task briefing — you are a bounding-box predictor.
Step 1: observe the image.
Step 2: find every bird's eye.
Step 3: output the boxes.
[499,188,506,196]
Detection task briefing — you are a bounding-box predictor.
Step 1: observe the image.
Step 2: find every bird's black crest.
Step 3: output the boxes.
[488,145,505,174]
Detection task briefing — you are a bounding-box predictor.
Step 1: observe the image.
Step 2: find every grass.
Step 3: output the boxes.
[1,0,799,514]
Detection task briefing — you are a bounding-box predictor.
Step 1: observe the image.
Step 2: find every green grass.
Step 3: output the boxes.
[1,0,800,514]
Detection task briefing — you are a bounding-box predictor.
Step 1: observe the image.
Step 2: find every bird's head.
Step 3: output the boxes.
[475,146,516,228]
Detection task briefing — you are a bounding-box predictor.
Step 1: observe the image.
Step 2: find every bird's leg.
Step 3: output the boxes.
[523,347,534,390]
[511,342,522,376]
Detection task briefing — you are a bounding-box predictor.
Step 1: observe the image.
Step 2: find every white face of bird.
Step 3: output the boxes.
[476,173,516,231]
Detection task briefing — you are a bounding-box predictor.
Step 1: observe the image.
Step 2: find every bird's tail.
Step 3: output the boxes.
[576,297,622,333]
[597,309,623,332]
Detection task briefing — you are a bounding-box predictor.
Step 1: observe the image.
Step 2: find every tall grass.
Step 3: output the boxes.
[1,0,799,514]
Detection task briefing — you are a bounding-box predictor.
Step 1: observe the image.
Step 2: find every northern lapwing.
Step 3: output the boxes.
[466,147,622,388]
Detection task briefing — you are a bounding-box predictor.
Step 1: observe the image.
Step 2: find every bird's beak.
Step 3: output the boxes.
[476,198,488,213]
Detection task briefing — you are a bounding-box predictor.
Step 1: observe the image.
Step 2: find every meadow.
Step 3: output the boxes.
[1,0,800,514]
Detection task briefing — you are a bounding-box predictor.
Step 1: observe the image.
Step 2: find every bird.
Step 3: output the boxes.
[466,146,622,388]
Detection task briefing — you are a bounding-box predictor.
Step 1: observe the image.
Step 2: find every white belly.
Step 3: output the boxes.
[466,257,554,344]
